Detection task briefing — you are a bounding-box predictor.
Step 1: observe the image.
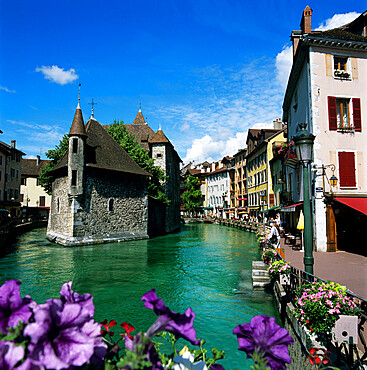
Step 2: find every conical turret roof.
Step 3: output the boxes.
[133,109,146,125]
[150,129,170,144]
[69,107,87,137]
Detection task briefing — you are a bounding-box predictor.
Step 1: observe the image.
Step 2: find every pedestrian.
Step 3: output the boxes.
[267,221,280,249]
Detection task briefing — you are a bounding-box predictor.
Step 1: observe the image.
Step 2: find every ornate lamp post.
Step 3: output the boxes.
[293,123,315,275]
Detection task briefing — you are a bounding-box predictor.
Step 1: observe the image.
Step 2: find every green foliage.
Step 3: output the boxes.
[107,121,169,204]
[294,280,360,337]
[38,134,69,195]
[182,174,202,213]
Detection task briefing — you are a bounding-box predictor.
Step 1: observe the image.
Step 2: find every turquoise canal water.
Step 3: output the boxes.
[0,224,279,369]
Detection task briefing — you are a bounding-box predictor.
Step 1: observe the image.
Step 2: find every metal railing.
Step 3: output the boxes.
[274,253,367,369]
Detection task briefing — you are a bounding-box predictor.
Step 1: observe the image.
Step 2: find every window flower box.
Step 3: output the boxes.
[334,70,350,79]
[337,126,355,133]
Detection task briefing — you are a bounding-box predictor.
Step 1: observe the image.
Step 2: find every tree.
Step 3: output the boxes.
[182,174,202,214]
[107,121,169,204]
[39,134,69,195]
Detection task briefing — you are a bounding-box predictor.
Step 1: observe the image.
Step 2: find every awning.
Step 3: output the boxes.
[334,197,367,215]
[226,210,235,214]
[264,205,281,213]
[281,202,303,213]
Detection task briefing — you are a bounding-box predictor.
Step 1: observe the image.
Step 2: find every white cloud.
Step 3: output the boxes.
[154,59,283,163]
[275,45,293,90]
[0,86,16,93]
[35,65,78,85]
[25,155,37,159]
[183,131,248,164]
[315,12,360,31]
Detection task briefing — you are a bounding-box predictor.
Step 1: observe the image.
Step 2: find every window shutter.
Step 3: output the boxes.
[328,96,337,130]
[352,98,362,132]
[325,54,332,76]
[338,152,356,187]
[351,58,358,79]
[269,193,275,206]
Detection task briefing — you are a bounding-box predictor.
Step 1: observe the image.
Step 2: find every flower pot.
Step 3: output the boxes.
[279,274,290,286]
[332,315,358,344]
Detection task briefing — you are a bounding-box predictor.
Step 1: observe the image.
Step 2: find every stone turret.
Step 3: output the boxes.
[68,99,87,197]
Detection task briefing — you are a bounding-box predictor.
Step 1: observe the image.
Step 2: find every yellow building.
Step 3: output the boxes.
[246,124,285,218]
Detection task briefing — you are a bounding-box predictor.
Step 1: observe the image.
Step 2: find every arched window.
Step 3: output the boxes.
[108,198,114,212]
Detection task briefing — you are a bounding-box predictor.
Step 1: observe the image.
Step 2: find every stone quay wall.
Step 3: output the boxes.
[47,170,148,246]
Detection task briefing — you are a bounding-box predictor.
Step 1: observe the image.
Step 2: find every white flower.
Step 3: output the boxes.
[172,348,208,370]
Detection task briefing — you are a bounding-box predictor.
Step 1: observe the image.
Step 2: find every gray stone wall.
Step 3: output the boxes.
[47,170,148,246]
[152,143,181,233]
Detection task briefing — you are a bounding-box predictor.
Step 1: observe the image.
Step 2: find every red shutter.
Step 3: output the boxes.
[352,98,362,132]
[338,152,356,187]
[328,96,337,130]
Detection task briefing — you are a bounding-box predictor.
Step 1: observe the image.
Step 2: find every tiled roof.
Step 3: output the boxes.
[133,110,146,124]
[53,118,150,177]
[69,107,87,137]
[0,141,26,155]
[22,158,50,176]
[309,29,367,43]
[124,124,156,151]
[150,129,170,144]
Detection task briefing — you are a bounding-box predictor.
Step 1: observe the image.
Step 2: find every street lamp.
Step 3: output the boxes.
[293,123,315,275]
[260,191,266,232]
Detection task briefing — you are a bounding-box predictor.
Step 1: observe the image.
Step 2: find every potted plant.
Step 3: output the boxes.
[261,248,278,265]
[268,260,291,284]
[294,280,360,340]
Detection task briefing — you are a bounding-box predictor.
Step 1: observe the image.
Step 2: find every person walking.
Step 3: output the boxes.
[267,221,280,249]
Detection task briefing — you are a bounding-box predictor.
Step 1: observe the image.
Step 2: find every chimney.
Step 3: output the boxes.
[11,140,15,148]
[300,6,313,34]
[37,155,40,166]
[273,118,283,131]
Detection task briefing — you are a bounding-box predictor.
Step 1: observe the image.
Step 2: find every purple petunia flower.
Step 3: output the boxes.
[0,341,25,369]
[233,315,293,370]
[142,289,200,346]
[0,280,34,333]
[24,289,106,370]
[60,281,95,317]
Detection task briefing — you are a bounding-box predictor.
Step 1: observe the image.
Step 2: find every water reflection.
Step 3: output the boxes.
[0,224,278,369]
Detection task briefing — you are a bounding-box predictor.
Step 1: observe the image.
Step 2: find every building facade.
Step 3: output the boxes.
[0,140,25,218]
[283,7,367,252]
[47,103,150,246]
[20,156,51,219]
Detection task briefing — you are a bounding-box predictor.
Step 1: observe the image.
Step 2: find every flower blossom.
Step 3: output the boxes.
[173,347,207,370]
[142,289,200,345]
[23,282,106,370]
[0,341,25,369]
[233,315,293,370]
[0,280,34,333]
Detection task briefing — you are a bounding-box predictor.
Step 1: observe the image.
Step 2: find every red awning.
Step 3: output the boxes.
[334,197,367,215]
[281,202,303,212]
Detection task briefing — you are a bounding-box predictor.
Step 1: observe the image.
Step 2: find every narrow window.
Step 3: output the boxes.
[156,153,162,158]
[21,177,26,185]
[36,178,40,186]
[108,198,114,212]
[57,198,60,213]
[39,196,45,207]
[71,170,77,186]
[336,98,350,129]
[72,138,78,153]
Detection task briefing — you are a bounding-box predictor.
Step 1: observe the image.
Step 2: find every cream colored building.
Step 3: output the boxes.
[20,156,51,218]
[283,7,367,253]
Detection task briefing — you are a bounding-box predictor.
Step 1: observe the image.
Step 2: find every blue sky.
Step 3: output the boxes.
[0,1,364,164]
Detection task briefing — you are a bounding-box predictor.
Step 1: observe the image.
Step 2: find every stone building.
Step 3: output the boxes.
[105,108,182,234]
[47,102,150,246]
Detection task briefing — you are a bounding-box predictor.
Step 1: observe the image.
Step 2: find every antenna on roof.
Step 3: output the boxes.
[139,102,142,112]
[77,84,81,108]
[89,98,97,119]
[159,123,162,130]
